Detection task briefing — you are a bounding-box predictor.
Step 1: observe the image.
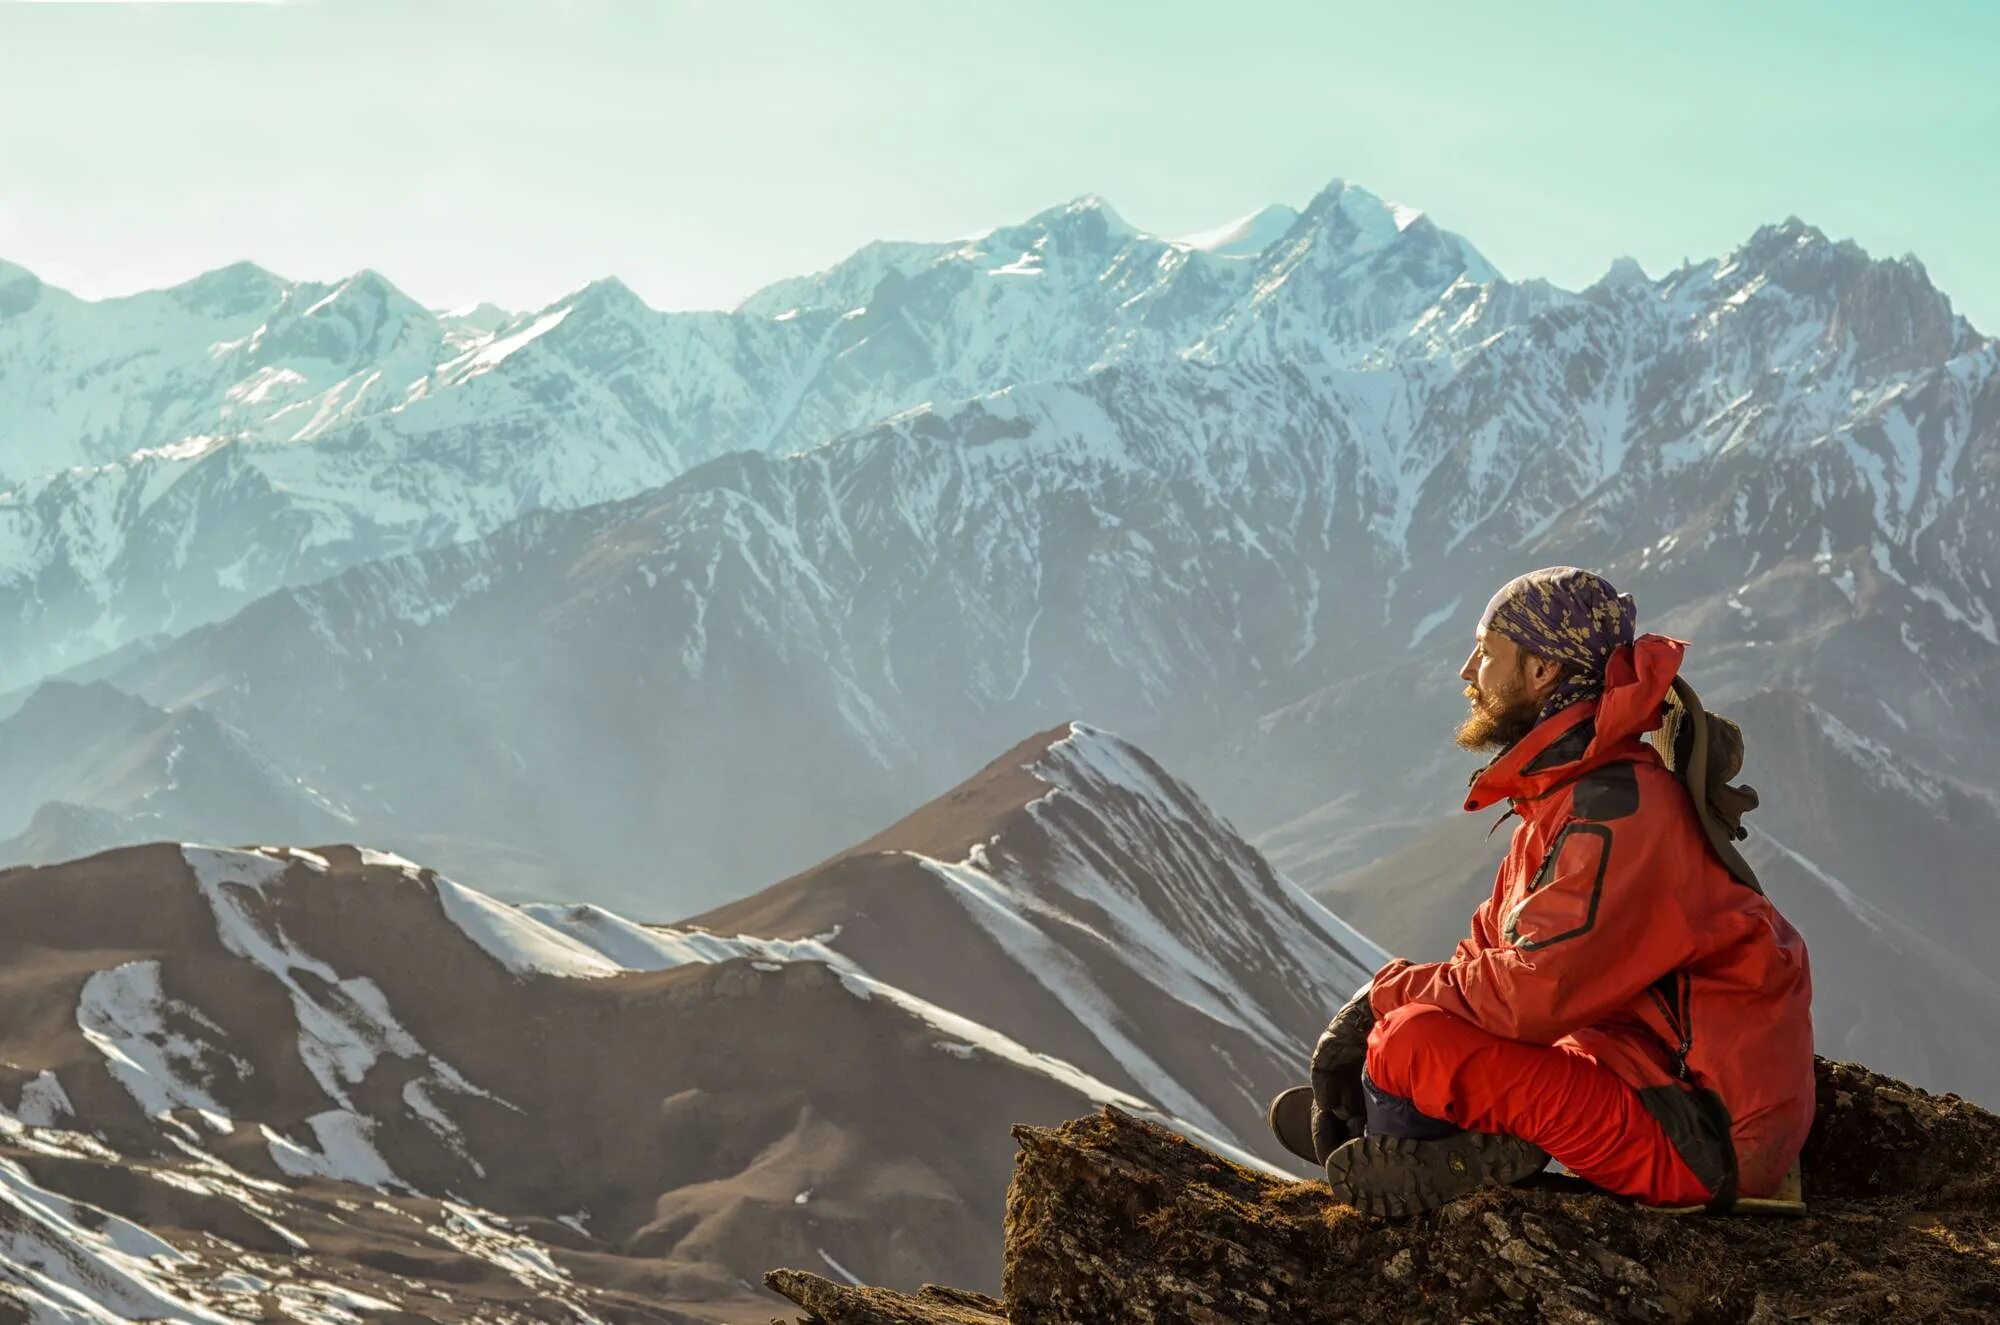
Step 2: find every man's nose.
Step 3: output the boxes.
[1458,653,1477,682]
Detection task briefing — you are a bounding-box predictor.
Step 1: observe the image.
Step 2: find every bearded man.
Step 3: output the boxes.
[1270,567,1815,1214]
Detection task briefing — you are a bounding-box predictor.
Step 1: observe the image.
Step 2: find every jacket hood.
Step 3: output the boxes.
[1464,633,1686,811]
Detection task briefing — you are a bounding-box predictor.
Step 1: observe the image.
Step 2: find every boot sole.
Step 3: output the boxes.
[1266,1085,1319,1166]
[1325,1131,1549,1217]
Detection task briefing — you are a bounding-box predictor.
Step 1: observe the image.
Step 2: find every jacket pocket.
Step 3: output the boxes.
[1502,822,1613,950]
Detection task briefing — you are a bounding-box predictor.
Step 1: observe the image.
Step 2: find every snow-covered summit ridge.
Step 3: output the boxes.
[2,176,1990,700]
[1175,203,1303,258]
[169,838,1291,1175]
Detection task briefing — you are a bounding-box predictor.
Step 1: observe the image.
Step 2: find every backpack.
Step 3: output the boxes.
[1649,677,1763,893]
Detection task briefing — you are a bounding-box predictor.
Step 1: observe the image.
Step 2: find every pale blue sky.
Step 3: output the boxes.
[2,0,1995,329]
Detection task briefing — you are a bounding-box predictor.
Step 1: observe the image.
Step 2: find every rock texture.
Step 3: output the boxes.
[766,1058,2000,1323]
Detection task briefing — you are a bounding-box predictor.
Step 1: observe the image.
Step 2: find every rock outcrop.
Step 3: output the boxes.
[767,1058,2000,1323]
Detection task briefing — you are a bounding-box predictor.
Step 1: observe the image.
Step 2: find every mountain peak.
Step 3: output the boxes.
[340,267,425,311]
[569,274,655,316]
[1742,214,1833,258]
[1250,177,1499,292]
[168,260,286,317]
[1592,255,1654,291]
[1020,194,1142,245]
[1297,178,1413,244]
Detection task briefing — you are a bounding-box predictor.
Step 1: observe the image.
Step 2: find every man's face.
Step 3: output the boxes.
[1455,630,1545,752]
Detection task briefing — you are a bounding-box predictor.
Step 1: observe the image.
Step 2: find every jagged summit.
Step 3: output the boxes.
[767,1058,2000,1323]
[1024,192,1141,241]
[570,273,654,311]
[295,266,429,321]
[1294,178,1427,243]
[1592,254,1653,290]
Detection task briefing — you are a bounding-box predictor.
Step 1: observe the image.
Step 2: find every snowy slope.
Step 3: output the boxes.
[0,723,1383,1319]
[694,722,1383,1165]
[0,179,1492,691]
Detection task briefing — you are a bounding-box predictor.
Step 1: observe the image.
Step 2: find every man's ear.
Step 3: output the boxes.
[1526,654,1565,699]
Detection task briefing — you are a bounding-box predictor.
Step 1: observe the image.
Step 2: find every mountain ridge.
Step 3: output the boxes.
[0,722,1375,1321]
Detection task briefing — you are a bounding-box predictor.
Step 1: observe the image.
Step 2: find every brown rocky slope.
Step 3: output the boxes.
[768,1058,2000,1323]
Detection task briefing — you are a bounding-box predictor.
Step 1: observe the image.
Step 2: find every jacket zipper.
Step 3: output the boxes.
[1647,972,1694,1081]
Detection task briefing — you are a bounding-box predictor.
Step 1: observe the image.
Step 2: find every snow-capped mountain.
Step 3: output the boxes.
[0,726,1370,1321]
[7,180,1998,1106]
[0,180,1488,691]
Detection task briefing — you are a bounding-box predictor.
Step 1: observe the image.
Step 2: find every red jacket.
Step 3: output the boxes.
[1369,635,1815,1200]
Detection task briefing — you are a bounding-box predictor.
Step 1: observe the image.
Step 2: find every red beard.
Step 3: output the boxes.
[1454,672,1542,753]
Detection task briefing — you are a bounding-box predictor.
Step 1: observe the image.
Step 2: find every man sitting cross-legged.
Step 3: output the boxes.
[1271,567,1814,1215]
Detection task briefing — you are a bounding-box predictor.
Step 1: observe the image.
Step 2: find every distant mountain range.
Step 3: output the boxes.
[0,725,1374,1321]
[1,178,1995,1106]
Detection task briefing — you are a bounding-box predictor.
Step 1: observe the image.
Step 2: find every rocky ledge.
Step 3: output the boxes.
[767,1059,2000,1323]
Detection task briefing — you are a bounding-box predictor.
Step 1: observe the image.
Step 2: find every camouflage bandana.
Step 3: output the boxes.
[1477,567,1637,720]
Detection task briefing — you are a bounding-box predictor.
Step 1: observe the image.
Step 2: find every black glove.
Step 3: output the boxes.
[1308,983,1376,1161]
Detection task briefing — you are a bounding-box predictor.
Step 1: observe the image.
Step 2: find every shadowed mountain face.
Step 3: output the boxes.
[0,725,1375,1322]
[2,185,1995,1107]
[0,680,353,866]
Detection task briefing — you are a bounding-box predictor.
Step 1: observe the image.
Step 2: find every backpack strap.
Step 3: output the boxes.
[1655,678,1764,894]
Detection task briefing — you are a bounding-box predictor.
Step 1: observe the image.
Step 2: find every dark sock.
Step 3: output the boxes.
[1361,1068,1461,1140]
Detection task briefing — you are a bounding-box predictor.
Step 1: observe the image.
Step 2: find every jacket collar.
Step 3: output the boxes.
[1463,633,1687,812]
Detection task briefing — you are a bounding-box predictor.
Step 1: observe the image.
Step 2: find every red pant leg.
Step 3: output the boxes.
[1365,1003,1711,1207]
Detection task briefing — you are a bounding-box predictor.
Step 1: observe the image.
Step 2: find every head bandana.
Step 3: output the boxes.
[1477,567,1637,720]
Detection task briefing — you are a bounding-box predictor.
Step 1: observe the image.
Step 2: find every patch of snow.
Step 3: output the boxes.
[180,844,506,1179]
[12,1073,73,1129]
[431,1202,571,1288]
[0,1155,230,1324]
[1175,204,1301,258]
[432,877,623,979]
[184,846,421,1107]
[817,1248,864,1287]
[262,1111,406,1192]
[439,305,572,384]
[75,961,236,1139]
[912,853,1237,1143]
[1407,594,1463,648]
[1814,704,1945,809]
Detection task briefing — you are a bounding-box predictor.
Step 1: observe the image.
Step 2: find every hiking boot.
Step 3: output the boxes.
[1324,1130,1550,1216]
[1266,1085,1319,1165]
